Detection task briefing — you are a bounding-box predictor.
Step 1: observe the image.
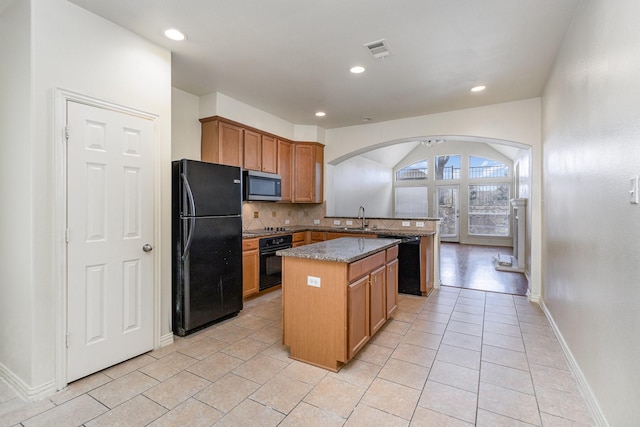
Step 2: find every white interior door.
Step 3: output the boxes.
[436,185,459,242]
[66,101,155,382]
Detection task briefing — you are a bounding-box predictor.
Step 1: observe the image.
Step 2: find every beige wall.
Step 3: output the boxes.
[542,1,640,424]
[0,0,172,398]
[171,88,201,161]
[0,0,33,393]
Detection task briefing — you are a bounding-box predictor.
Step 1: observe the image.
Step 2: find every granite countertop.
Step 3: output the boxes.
[243,226,435,239]
[276,237,401,263]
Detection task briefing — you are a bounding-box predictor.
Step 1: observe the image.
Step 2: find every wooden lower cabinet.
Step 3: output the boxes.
[242,238,259,298]
[369,265,387,336]
[292,232,306,247]
[386,258,399,317]
[347,276,369,359]
[282,244,398,371]
[309,231,325,243]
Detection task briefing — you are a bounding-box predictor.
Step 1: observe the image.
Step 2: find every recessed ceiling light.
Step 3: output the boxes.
[470,85,486,92]
[350,66,366,74]
[163,28,186,41]
[315,111,326,117]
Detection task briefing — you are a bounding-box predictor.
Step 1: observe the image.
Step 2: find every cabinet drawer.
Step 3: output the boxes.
[310,231,325,242]
[348,251,385,282]
[292,232,305,243]
[242,238,259,251]
[386,245,399,262]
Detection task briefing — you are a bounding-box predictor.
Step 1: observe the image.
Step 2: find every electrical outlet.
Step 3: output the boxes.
[333,220,341,225]
[284,219,290,225]
[416,221,425,227]
[314,219,320,225]
[402,221,410,227]
[346,220,353,226]
[307,276,321,288]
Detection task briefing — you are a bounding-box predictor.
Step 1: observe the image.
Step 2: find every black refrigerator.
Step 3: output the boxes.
[172,159,243,336]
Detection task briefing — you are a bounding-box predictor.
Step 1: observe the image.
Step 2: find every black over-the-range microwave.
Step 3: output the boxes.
[243,170,282,201]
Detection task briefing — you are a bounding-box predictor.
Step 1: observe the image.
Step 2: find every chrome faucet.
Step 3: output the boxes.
[358,206,366,229]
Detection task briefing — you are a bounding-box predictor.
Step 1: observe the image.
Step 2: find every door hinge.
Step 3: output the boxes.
[64,126,70,140]
[66,333,70,348]
[65,229,70,243]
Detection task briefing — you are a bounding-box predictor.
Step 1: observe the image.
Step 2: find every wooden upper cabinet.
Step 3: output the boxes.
[243,129,261,171]
[261,135,278,174]
[201,119,243,167]
[293,142,324,203]
[277,139,293,202]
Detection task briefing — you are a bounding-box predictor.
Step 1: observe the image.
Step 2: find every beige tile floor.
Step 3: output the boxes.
[0,286,595,426]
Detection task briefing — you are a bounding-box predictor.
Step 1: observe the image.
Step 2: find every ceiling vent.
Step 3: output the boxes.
[364,39,391,59]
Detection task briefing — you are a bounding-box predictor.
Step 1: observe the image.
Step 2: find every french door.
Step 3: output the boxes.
[436,185,459,242]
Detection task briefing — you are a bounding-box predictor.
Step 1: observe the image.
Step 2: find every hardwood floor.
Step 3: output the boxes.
[440,242,528,295]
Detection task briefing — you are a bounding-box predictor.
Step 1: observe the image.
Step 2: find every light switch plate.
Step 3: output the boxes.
[416,221,425,227]
[346,220,353,226]
[631,176,639,204]
[285,219,290,225]
[402,221,410,227]
[333,220,341,225]
[313,219,320,225]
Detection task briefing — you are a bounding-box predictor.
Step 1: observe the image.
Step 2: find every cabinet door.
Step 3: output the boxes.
[277,139,293,202]
[386,258,398,318]
[293,142,323,203]
[243,129,261,171]
[242,238,259,298]
[218,121,244,167]
[348,275,370,359]
[261,135,278,173]
[369,265,386,335]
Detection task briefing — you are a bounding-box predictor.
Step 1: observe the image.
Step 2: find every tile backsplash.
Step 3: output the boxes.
[242,202,438,232]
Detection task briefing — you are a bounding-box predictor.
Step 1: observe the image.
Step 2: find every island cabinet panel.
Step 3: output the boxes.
[348,251,385,282]
[201,119,243,167]
[282,242,398,372]
[369,265,387,335]
[386,258,398,317]
[347,276,370,359]
[282,258,348,371]
[277,139,293,202]
[242,238,259,298]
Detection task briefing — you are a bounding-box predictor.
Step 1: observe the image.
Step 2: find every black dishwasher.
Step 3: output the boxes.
[384,235,422,295]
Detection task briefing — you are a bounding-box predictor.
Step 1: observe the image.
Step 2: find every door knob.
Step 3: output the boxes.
[142,244,153,252]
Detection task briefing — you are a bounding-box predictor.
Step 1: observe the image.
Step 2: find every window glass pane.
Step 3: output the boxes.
[395,187,428,218]
[435,155,460,180]
[396,160,427,181]
[469,156,509,178]
[468,184,510,236]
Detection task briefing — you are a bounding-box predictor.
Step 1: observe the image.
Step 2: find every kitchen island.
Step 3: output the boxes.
[277,237,400,371]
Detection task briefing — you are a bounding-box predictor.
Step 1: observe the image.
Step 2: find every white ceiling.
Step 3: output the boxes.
[68,0,580,129]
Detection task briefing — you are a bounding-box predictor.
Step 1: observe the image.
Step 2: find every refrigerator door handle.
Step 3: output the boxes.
[181,173,197,260]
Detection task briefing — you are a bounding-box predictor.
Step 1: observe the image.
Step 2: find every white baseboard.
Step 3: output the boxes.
[539,298,609,427]
[159,332,174,348]
[0,362,56,401]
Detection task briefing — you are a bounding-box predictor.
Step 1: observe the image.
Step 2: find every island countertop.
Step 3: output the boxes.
[276,237,401,264]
